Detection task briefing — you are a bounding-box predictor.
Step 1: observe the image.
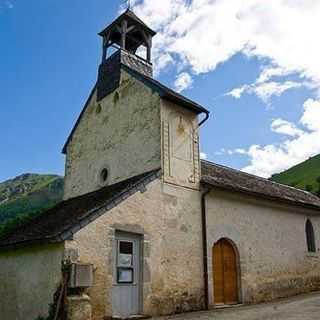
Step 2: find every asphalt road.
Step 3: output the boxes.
[156,292,320,320]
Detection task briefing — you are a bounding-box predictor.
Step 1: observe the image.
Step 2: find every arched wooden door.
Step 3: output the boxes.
[213,239,239,305]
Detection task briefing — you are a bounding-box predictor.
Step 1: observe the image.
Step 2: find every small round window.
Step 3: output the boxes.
[99,168,109,186]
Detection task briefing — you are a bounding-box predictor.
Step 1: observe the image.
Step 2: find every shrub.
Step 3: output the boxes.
[305,185,313,192]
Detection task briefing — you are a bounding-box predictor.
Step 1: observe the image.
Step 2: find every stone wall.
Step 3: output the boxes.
[65,179,204,320]
[205,188,320,307]
[64,69,161,199]
[0,243,64,320]
[64,92,204,319]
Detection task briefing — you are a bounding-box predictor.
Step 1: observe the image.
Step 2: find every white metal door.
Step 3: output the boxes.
[112,232,141,318]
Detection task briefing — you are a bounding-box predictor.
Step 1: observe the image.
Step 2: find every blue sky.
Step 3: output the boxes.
[1,0,320,182]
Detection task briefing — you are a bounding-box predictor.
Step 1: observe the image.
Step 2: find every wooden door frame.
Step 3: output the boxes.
[212,238,242,305]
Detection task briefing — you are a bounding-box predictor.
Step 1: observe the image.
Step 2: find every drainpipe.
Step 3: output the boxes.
[198,110,210,309]
[201,186,211,310]
[199,111,210,127]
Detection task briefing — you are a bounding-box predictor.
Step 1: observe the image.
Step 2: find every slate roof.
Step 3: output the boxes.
[201,160,320,211]
[0,169,160,250]
[98,9,157,37]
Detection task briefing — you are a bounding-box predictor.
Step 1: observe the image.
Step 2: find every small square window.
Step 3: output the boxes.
[118,253,132,266]
[117,267,133,283]
[117,241,135,283]
[119,241,133,254]
[118,241,133,267]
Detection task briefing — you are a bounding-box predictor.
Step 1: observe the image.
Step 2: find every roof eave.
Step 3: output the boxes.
[161,94,209,115]
[121,64,210,115]
[0,169,161,251]
[0,237,61,252]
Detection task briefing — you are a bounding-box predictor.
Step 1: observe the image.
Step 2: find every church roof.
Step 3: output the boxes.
[201,160,320,211]
[62,64,209,154]
[2,162,318,250]
[0,169,160,250]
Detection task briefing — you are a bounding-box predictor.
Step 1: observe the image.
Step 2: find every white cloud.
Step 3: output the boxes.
[132,0,320,93]
[227,86,248,99]
[200,152,207,160]
[174,72,193,92]
[241,99,320,178]
[215,148,247,156]
[301,99,320,131]
[215,148,225,156]
[226,81,304,104]
[271,119,303,137]
[254,81,303,104]
[234,148,247,155]
[256,66,292,84]
[153,53,174,76]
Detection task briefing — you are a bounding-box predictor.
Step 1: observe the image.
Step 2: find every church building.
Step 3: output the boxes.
[1,10,320,320]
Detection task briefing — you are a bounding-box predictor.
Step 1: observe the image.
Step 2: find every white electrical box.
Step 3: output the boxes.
[68,263,94,288]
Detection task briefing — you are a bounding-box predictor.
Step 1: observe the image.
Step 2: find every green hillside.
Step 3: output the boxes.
[270,154,320,194]
[0,173,64,235]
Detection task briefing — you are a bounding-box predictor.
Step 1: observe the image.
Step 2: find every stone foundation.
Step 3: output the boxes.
[67,294,92,320]
[247,274,320,303]
[147,289,204,316]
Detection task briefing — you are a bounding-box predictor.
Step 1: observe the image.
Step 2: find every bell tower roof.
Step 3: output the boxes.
[99,9,156,38]
[98,9,156,59]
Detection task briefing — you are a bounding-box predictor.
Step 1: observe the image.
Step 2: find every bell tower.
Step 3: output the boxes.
[99,9,156,64]
[96,10,156,101]
[62,9,208,199]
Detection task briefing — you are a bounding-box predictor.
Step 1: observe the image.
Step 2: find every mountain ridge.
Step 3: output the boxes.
[0,173,64,235]
[270,154,320,195]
